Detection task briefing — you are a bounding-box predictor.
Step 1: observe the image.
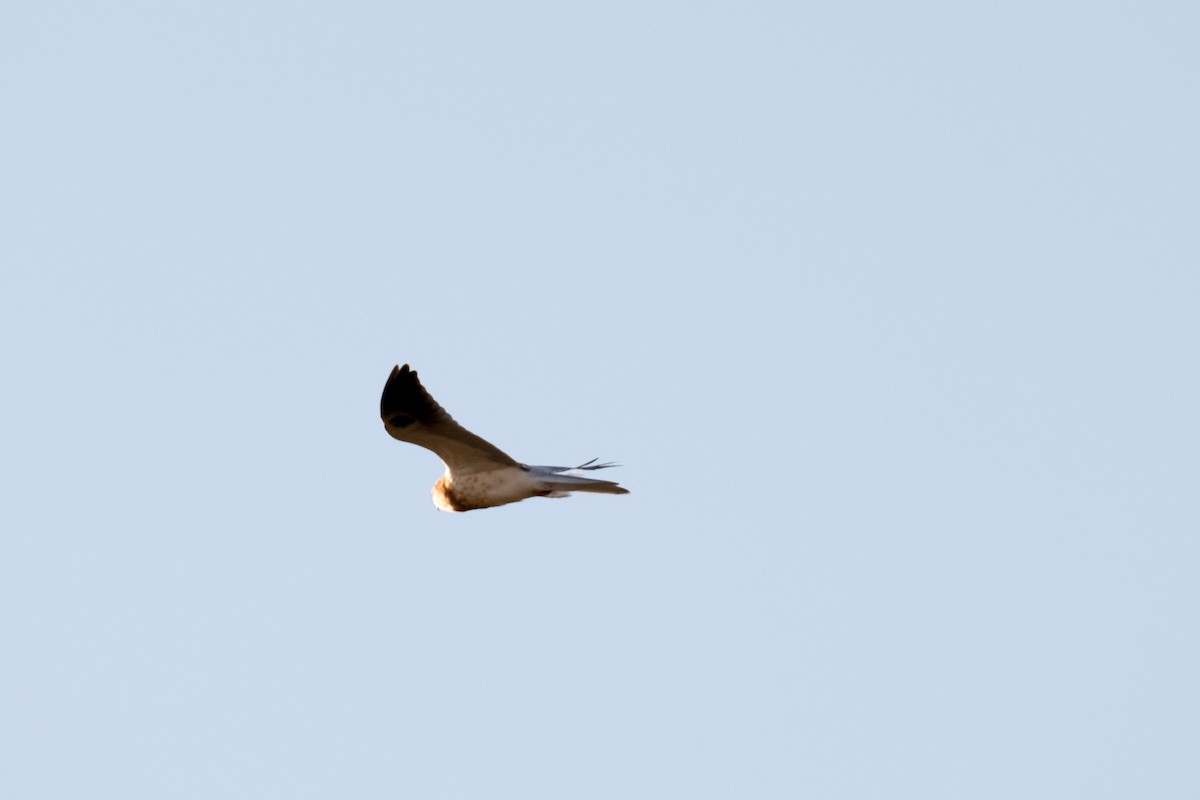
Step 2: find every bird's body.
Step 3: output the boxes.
[380,364,629,512]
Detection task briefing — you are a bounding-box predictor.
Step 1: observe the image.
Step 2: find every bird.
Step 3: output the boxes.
[380,364,630,512]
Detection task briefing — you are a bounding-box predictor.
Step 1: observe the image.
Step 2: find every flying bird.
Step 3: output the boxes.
[380,364,630,512]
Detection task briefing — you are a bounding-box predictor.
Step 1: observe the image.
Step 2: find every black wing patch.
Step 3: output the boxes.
[380,364,450,426]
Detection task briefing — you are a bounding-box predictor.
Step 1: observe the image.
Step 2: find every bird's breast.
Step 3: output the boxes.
[432,467,540,512]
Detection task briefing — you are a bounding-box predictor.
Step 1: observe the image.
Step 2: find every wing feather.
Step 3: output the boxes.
[380,364,519,473]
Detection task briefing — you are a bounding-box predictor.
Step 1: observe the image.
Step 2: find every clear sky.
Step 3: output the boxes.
[3,2,1198,798]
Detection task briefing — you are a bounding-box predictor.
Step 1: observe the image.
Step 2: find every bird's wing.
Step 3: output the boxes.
[380,364,520,474]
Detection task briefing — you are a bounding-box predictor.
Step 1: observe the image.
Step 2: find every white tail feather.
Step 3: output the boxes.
[525,463,630,496]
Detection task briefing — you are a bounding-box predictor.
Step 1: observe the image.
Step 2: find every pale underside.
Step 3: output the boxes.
[431,466,585,512]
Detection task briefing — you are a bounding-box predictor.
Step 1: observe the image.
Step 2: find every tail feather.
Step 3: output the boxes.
[541,475,630,495]
[525,463,630,496]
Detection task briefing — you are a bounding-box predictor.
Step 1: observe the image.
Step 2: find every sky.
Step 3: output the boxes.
[2,1,1198,797]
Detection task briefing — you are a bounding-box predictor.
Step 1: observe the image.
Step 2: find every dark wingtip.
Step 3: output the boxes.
[381,364,411,417]
[381,362,443,423]
[575,458,620,470]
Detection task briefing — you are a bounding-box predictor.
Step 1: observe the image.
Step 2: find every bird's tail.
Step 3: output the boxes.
[527,460,630,496]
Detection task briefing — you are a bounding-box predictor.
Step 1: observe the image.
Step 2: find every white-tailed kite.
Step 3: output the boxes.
[380,364,630,512]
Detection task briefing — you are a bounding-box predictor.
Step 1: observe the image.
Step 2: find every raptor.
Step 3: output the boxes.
[380,364,630,512]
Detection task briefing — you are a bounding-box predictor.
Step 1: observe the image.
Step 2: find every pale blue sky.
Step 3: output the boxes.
[3,2,1198,798]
